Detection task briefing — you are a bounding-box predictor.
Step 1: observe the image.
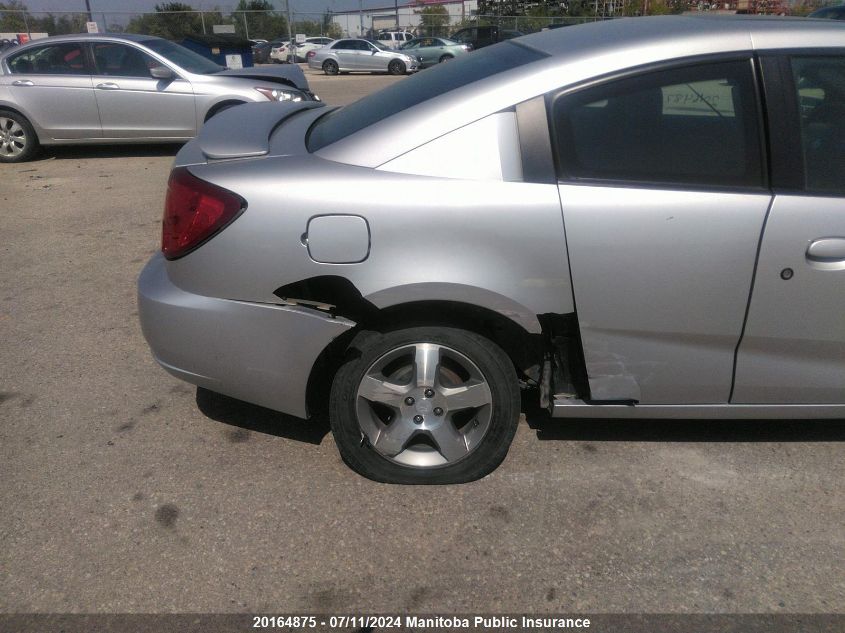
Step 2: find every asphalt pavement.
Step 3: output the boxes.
[0,70,843,617]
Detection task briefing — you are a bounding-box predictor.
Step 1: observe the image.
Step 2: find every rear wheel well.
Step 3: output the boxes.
[305,300,545,420]
[0,106,41,141]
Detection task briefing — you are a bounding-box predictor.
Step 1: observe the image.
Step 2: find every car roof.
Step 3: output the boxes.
[0,32,166,61]
[521,15,843,58]
[317,15,845,169]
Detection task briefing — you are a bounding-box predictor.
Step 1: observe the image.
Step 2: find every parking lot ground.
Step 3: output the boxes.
[0,72,844,616]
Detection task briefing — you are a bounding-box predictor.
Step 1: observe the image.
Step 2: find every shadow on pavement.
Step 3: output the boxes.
[195,387,330,445]
[44,143,183,161]
[521,390,845,443]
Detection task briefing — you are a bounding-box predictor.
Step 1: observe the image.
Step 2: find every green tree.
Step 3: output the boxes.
[414,4,450,36]
[233,0,287,40]
[0,0,30,33]
[322,10,342,39]
[126,2,207,40]
[31,12,88,35]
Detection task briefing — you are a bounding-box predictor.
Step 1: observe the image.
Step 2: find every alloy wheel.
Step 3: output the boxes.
[355,342,493,468]
[0,117,26,158]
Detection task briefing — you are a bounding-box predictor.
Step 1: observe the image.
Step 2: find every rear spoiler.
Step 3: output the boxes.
[198,101,324,160]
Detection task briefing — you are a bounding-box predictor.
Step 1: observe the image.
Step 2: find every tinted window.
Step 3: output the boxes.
[8,43,88,75]
[552,60,763,188]
[452,29,474,44]
[792,56,845,194]
[809,7,845,19]
[307,41,547,151]
[92,42,155,77]
[333,40,353,50]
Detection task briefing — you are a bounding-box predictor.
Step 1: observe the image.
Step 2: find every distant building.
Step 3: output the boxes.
[331,0,479,37]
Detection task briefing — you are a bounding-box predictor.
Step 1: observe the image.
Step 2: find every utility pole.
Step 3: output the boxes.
[286,0,294,62]
[85,0,93,21]
[359,0,364,36]
[394,0,399,29]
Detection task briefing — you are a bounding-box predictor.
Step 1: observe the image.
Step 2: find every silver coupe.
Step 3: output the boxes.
[139,17,845,484]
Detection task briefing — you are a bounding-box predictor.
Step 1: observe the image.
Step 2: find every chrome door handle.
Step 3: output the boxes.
[96,82,119,90]
[12,79,33,86]
[807,238,845,262]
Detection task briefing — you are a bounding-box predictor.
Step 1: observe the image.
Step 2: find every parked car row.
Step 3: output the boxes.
[0,33,318,162]
[256,37,336,64]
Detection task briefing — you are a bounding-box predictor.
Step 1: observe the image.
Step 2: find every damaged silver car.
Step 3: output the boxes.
[139,16,845,483]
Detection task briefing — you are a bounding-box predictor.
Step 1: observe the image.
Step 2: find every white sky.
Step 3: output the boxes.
[20,0,391,15]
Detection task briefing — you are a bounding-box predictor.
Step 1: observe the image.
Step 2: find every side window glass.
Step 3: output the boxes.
[92,43,154,78]
[9,43,88,75]
[552,60,763,188]
[791,56,845,195]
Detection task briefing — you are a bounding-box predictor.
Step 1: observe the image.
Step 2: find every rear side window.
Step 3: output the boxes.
[551,60,764,189]
[791,55,845,195]
[307,42,547,152]
[8,43,89,75]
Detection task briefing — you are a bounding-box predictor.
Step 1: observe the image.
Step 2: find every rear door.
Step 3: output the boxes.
[332,40,360,71]
[90,41,196,139]
[5,41,100,139]
[551,58,772,403]
[733,53,845,403]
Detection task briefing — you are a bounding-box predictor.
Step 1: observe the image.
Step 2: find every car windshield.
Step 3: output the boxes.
[307,41,547,152]
[142,38,224,74]
[369,40,390,51]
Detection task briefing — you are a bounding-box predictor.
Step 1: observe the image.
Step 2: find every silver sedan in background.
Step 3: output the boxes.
[307,38,419,75]
[399,37,471,67]
[0,33,318,162]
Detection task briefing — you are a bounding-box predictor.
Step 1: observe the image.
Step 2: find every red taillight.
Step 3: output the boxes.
[162,168,245,260]
[306,50,316,59]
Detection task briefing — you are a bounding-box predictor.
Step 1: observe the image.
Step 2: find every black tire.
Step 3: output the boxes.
[388,59,405,75]
[329,327,521,484]
[0,109,39,163]
[438,54,454,63]
[323,59,339,75]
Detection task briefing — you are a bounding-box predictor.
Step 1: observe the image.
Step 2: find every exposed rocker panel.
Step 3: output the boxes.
[552,399,845,419]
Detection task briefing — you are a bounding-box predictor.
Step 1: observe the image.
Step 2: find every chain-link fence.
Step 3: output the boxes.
[0,9,341,42]
[0,1,822,44]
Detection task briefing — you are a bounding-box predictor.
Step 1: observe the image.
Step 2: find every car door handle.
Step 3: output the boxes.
[12,79,33,86]
[807,238,845,262]
[96,82,120,90]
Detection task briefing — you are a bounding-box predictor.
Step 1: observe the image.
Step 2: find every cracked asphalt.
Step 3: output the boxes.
[1,69,843,617]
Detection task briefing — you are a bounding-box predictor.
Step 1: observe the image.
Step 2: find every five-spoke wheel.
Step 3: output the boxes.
[330,327,520,484]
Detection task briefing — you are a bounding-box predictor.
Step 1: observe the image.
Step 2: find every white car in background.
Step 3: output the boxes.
[294,37,334,62]
[375,31,414,50]
[270,39,294,63]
